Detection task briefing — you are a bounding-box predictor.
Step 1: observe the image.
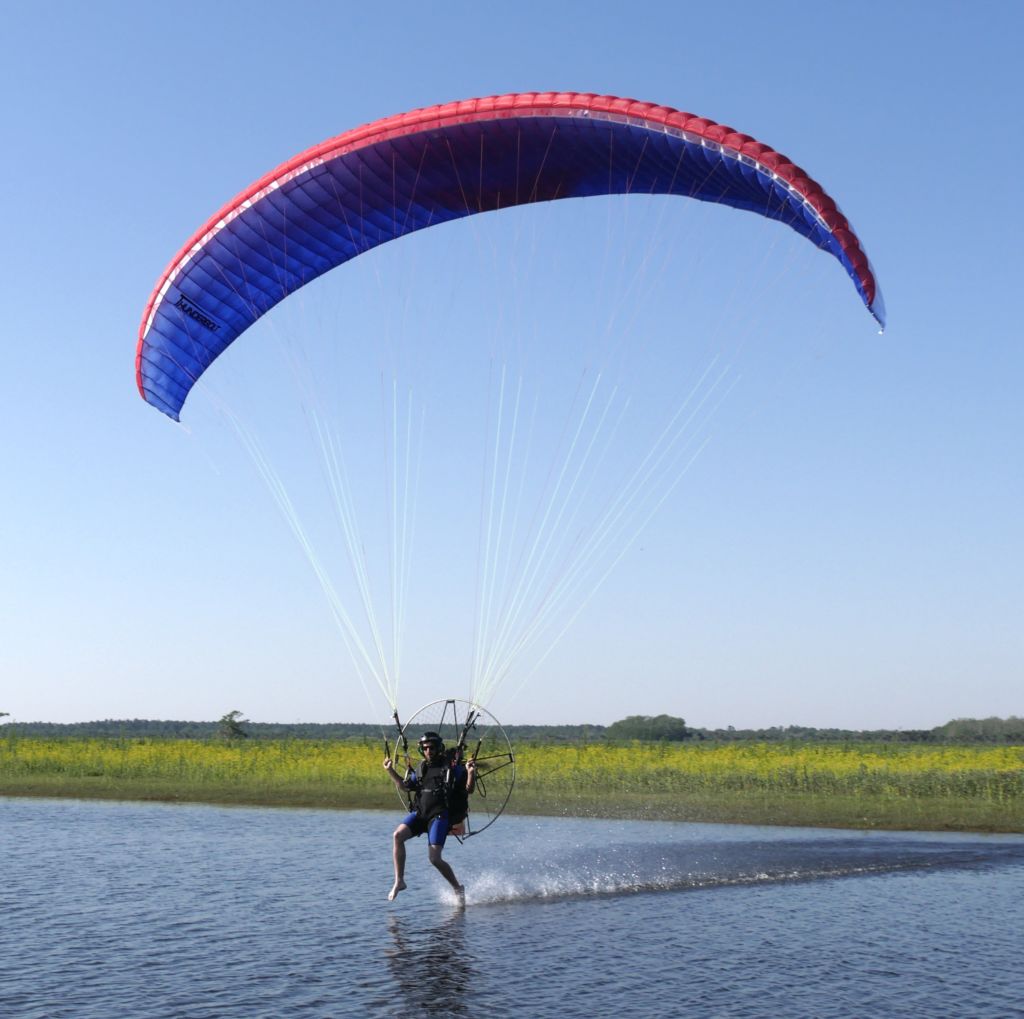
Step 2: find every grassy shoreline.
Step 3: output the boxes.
[2,736,1022,832]
[1,779,1021,833]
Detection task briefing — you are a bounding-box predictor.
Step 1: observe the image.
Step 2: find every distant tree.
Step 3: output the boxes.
[933,716,1024,744]
[218,710,250,741]
[606,714,689,741]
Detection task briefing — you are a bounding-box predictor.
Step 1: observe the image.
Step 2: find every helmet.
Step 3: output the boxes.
[418,731,445,755]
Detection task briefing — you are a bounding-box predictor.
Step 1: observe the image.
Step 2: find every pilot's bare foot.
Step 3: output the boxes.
[388,880,406,901]
[454,884,465,905]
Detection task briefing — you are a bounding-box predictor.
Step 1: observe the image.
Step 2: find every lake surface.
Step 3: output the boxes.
[2,798,1023,1018]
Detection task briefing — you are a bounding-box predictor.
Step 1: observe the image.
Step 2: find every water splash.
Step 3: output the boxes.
[455,836,1024,907]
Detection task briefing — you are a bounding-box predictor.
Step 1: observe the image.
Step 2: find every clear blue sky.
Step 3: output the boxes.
[1,0,1020,729]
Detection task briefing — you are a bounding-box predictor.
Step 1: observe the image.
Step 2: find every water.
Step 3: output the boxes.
[2,799,1023,1018]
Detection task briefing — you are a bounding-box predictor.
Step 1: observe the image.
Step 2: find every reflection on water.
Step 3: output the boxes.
[385,911,475,1016]
[3,799,1023,1019]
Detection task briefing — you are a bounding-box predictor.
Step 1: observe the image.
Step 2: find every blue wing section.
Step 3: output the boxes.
[138,107,879,420]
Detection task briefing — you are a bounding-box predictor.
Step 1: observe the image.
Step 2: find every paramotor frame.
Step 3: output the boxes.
[393,698,515,841]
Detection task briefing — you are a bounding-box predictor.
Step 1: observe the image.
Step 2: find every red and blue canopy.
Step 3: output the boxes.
[136,92,883,420]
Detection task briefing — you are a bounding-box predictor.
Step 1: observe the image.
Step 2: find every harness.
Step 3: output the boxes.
[413,750,469,824]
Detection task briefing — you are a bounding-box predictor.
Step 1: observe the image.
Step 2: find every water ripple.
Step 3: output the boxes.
[3,799,1023,1018]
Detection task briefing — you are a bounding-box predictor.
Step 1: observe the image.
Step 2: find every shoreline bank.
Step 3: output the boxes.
[2,779,1020,834]
[4,737,1021,833]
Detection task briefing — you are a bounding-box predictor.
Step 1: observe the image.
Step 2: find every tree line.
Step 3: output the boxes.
[2,713,1022,744]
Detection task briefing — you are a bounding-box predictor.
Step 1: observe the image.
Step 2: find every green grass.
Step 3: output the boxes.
[2,736,1022,832]
[512,789,1023,832]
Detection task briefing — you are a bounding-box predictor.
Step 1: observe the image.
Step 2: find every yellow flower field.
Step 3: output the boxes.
[0,737,382,789]
[2,736,1022,829]
[516,741,1024,801]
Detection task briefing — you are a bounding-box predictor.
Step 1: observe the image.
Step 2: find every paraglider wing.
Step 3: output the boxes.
[136,92,883,420]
